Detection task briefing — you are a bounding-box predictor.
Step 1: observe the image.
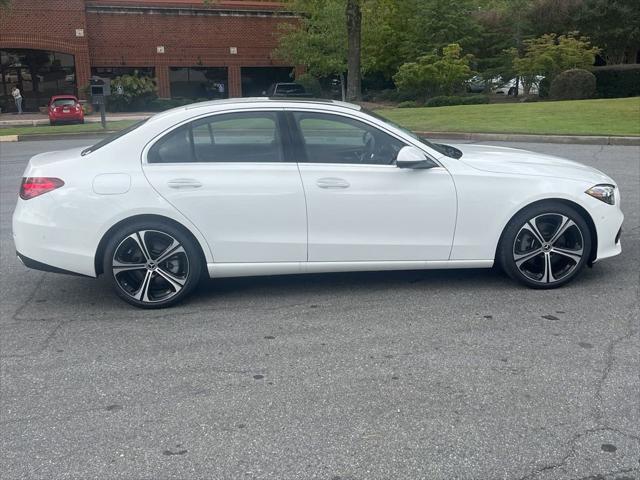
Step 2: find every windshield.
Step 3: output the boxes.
[52,98,77,107]
[363,108,463,159]
[81,119,148,156]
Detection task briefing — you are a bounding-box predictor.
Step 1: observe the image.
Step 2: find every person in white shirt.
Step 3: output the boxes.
[12,86,23,114]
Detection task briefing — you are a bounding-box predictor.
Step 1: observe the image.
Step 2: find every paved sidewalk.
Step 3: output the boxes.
[0,112,152,127]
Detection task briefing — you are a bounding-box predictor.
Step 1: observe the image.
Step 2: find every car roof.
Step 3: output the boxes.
[142,97,363,126]
[183,97,361,111]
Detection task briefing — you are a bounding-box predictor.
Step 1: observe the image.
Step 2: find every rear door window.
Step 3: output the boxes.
[148,111,284,164]
[191,112,283,163]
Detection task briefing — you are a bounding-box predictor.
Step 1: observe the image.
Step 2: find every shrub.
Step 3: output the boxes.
[549,69,596,100]
[425,95,489,107]
[592,65,640,98]
[371,89,416,103]
[397,100,418,108]
[106,72,157,112]
[296,73,323,97]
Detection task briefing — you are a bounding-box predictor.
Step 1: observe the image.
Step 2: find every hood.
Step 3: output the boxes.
[453,144,613,184]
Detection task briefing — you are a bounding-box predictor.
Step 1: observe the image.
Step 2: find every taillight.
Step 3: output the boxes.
[19,177,65,200]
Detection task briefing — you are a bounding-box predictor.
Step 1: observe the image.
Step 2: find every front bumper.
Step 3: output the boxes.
[590,198,624,263]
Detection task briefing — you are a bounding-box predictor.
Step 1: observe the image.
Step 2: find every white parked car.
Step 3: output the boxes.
[493,76,543,96]
[13,99,623,308]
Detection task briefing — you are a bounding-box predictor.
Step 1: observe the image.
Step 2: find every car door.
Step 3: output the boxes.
[142,110,307,263]
[289,110,457,262]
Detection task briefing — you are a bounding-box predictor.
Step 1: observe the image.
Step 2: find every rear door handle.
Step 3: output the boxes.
[167,178,203,189]
[316,177,350,189]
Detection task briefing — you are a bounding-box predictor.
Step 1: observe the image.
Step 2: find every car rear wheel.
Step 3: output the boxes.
[499,202,592,289]
[103,221,204,308]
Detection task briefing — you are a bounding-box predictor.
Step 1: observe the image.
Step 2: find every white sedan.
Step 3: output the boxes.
[13,99,623,308]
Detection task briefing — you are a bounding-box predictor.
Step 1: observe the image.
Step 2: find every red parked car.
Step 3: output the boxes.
[48,95,84,125]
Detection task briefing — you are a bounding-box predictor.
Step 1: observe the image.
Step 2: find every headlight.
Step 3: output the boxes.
[586,184,616,205]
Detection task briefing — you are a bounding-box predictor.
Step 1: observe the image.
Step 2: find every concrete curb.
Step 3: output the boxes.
[0,135,19,142]
[13,132,118,142]
[0,114,151,127]
[415,131,640,146]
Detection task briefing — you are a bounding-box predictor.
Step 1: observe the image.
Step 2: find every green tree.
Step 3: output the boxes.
[365,0,482,81]
[576,0,640,64]
[393,44,474,101]
[273,0,347,98]
[510,33,600,85]
[473,0,582,83]
[275,0,365,101]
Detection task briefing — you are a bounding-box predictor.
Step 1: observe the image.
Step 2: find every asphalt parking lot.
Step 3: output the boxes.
[1,138,638,480]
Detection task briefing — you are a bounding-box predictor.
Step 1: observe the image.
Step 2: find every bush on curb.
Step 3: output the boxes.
[549,69,596,100]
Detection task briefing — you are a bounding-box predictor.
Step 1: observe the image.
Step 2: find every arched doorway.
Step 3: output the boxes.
[1,49,77,113]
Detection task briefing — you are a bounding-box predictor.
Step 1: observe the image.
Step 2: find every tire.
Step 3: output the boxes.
[498,202,592,289]
[103,220,204,308]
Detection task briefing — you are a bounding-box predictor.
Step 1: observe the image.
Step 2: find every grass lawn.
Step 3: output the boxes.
[0,120,137,137]
[1,97,638,137]
[378,97,640,136]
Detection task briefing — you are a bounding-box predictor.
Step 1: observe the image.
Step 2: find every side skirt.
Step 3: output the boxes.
[208,260,494,279]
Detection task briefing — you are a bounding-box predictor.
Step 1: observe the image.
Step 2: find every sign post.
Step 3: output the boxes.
[90,77,111,129]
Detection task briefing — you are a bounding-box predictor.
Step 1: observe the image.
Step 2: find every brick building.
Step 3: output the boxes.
[0,0,297,111]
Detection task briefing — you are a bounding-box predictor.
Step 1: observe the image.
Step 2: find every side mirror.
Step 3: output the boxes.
[396,146,438,169]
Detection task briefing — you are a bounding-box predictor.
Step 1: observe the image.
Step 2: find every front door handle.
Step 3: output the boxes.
[316,177,350,189]
[167,178,203,189]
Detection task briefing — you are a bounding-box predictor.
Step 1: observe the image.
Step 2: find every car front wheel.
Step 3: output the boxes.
[499,203,592,289]
[103,221,203,308]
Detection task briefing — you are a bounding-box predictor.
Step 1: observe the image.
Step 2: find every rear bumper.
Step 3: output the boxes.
[49,114,83,122]
[13,196,98,277]
[16,252,91,277]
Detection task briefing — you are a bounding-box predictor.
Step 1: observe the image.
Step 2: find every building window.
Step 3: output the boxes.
[1,49,76,112]
[91,67,155,81]
[169,67,228,100]
[240,67,294,97]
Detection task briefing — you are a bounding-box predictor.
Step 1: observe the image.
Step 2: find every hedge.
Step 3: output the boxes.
[592,65,640,98]
[425,95,490,107]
